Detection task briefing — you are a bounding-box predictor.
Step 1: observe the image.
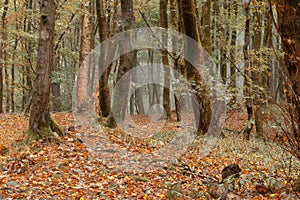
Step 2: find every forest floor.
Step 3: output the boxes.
[0,111,299,199]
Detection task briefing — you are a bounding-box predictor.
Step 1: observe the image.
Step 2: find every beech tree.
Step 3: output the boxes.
[179,0,212,135]
[26,0,63,142]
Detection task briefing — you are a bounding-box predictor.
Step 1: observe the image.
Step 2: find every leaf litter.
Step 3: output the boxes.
[0,112,299,199]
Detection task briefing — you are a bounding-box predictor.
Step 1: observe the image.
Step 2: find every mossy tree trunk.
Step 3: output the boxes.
[252,2,264,138]
[26,0,63,143]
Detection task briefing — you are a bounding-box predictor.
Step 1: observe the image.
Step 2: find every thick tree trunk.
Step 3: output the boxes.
[277,0,300,138]
[180,0,212,135]
[27,0,63,143]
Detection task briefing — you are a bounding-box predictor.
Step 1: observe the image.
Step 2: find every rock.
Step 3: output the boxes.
[222,164,241,181]
[208,183,227,199]
[68,126,75,132]
[255,184,267,195]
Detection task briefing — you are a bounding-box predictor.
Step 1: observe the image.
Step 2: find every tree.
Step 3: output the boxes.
[0,0,9,113]
[107,0,135,128]
[243,2,254,140]
[26,0,63,142]
[160,0,171,120]
[179,0,212,135]
[96,0,111,117]
[200,0,212,55]
[276,0,300,122]
[76,0,93,112]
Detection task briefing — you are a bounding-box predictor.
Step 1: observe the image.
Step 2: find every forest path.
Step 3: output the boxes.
[0,112,298,199]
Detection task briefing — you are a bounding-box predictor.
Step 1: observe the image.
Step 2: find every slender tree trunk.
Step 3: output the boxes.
[253,2,264,138]
[243,5,254,140]
[220,0,229,84]
[107,0,135,128]
[160,0,171,119]
[229,0,237,90]
[23,0,33,114]
[200,0,212,55]
[170,0,181,121]
[1,0,9,113]
[96,0,111,117]
[76,0,93,112]
[27,0,63,143]
[11,39,17,113]
[131,50,145,114]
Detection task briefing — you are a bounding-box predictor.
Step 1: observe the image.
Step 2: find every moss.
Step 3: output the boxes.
[25,126,53,144]
[25,115,64,144]
[105,115,117,128]
[49,117,64,136]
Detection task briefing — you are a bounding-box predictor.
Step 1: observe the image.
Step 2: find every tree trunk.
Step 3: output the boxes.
[76,0,93,112]
[170,0,181,121]
[200,0,212,55]
[220,0,229,85]
[23,0,33,113]
[229,0,238,91]
[253,2,264,138]
[107,0,135,128]
[27,0,63,143]
[160,0,171,120]
[180,0,212,135]
[0,0,9,113]
[131,50,145,114]
[96,0,111,117]
[243,5,254,140]
[277,0,300,119]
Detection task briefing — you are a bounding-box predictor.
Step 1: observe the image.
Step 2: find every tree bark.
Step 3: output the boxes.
[253,2,264,138]
[276,0,300,138]
[96,0,111,117]
[229,0,238,90]
[243,5,254,140]
[0,0,9,113]
[23,0,33,113]
[200,0,212,55]
[27,0,63,143]
[170,0,182,121]
[107,0,135,128]
[160,0,171,120]
[180,0,212,135]
[76,0,93,112]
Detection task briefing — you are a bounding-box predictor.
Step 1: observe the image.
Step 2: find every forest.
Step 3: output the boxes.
[0,0,300,199]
